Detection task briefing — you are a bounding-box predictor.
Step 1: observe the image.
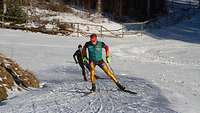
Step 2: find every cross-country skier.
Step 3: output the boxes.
[73,44,88,81]
[82,34,125,92]
[73,44,100,81]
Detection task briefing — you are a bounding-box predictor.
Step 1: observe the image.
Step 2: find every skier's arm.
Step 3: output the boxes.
[82,43,88,58]
[103,42,110,63]
[73,51,78,63]
[103,43,109,57]
[82,43,89,64]
[105,45,109,57]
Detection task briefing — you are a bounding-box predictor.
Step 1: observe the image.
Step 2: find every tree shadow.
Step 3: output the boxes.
[38,64,108,83]
[145,10,200,44]
[113,75,178,113]
[0,65,178,112]
[0,102,7,106]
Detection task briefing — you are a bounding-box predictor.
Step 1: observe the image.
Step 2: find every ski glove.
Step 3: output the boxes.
[106,56,110,63]
[83,57,88,64]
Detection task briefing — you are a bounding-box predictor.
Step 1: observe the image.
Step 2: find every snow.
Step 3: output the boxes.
[25,7,122,36]
[0,26,199,113]
[0,3,200,113]
[168,0,199,5]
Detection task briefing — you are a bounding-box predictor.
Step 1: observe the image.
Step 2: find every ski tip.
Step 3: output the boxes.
[82,91,96,97]
[121,89,137,95]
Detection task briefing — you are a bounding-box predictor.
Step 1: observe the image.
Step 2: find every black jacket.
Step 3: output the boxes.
[73,49,83,64]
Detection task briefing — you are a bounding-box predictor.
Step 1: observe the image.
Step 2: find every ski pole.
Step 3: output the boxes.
[106,62,117,76]
[85,66,90,77]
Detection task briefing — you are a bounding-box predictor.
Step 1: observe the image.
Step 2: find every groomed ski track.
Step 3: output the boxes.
[0,29,180,113]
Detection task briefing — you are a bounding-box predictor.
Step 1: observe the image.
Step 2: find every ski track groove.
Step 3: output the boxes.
[32,102,36,113]
[83,96,99,112]
[96,81,103,113]
[106,89,115,113]
[0,72,178,113]
[54,100,61,113]
[98,81,107,113]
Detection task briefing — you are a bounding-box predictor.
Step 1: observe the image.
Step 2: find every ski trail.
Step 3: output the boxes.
[54,100,61,113]
[97,81,108,113]
[98,97,104,113]
[0,67,178,113]
[32,102,36,113]
[112,43,200,67]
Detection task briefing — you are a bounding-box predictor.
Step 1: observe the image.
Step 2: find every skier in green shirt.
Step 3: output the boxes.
[82,34,125,92]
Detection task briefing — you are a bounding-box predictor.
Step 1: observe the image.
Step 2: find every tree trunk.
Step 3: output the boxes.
[97,0,101,14]
[147,0,150,18]
[119,0,122,20]
[199,0,200,8]
[3,0,7,22]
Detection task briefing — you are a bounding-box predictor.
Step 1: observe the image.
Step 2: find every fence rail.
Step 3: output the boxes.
[71,22,147,38]
[0,15,148,38]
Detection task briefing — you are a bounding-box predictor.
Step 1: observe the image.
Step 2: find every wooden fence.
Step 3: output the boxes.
[0,15,149,38]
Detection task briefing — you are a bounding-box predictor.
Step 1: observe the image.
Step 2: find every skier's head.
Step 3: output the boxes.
[78,44,82,49]
[78,44,82,51]
[90,34,97,45]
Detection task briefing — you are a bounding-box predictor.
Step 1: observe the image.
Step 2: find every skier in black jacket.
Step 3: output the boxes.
[73,44,88,81]
[73,44,100,81]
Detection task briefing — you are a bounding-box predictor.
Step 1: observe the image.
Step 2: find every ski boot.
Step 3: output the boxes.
[90,84,96,92]
[115,82,125,90]
[95,74,101,79]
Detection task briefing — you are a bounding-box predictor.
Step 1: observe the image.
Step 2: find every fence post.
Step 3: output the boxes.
[121,23,124,38]
[77,23,79,38]
[26,8,28,32]
[0,15,2,28]
[141,23,144,38]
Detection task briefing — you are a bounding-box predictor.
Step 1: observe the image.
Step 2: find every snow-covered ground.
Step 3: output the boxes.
[0,2,200,112]
[26,7,122,33]
[168,0,199,5]
[0,11,200,112]
[0,29,179,113]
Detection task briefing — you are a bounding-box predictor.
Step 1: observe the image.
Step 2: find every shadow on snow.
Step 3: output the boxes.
[145,10,200,44]
[35,65,178,113]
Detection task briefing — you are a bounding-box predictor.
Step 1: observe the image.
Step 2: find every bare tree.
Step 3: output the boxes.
[97,0,101,14]
[2,0,7,22]
[199,0,200,8]
[147,0,150,18]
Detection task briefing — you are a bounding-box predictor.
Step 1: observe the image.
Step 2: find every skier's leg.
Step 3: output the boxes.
[81,65,87,81]
[90,62,96,91]
[99,62,125,90]
[86,62,100,79]
[85,62,90,71]
[99,62,118,83]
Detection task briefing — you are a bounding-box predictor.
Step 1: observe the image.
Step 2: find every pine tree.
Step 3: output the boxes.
[2,0,26,24]
[3,0,7,22]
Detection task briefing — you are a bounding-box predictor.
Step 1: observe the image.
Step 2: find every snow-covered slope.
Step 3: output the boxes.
[0,20,200,113]
[0,29,177,113]
[168,0,199,5]
[0,5,200,113]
